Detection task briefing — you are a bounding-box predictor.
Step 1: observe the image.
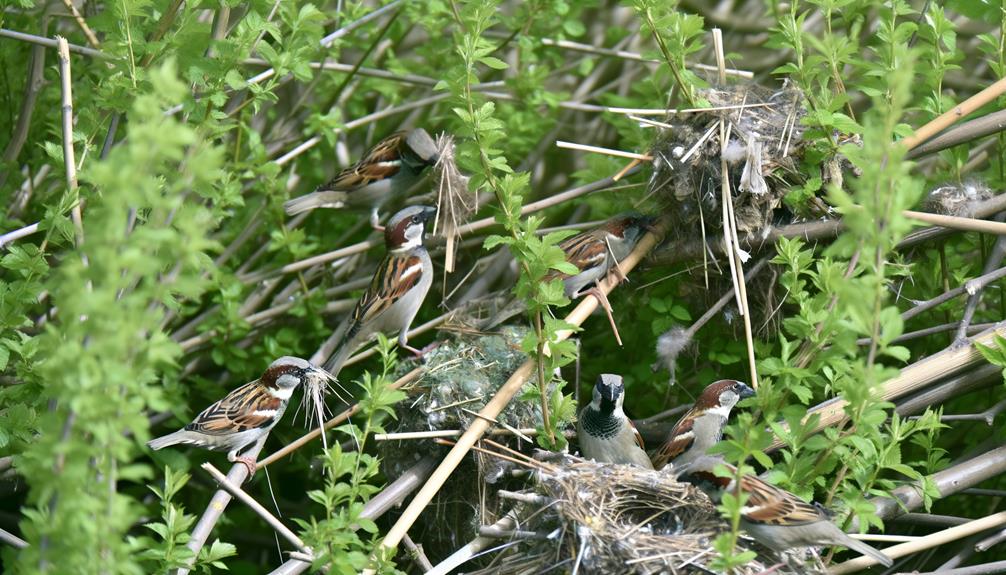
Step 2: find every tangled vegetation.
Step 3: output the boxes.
[2,0,1006,573]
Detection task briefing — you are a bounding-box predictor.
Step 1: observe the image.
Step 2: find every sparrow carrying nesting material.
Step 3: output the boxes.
[284,129,439,229]
[576,374,653,469]
[147,356,333,475]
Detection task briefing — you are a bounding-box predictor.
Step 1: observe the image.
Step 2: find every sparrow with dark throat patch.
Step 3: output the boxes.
[148,356,332,475]
[323,205,438,375]
[284,129,439,229]
[576,374,653,468]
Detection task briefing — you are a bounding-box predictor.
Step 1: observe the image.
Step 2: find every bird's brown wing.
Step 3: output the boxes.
[739,474,824,526]
[652,408,697,468]
[185,381,281,435]
[319,131,407,191]
[345,253,424,341]
[543,230,607,282]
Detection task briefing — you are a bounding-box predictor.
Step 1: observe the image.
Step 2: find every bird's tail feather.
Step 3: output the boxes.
[147,430,188,451]
[839,534,893,567]
[323,339,354,375]
[284,191,348,215]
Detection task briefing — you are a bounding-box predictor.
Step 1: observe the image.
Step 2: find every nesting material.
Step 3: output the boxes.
[431,133,474,273]
[647,84,806,239]
[467,455,814,575]
[922,180,993,217]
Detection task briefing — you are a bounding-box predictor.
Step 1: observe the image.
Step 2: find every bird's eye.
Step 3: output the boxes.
[412,216,420,224]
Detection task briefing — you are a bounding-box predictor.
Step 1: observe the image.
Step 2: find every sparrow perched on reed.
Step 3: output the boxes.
[323,205,437,374]
[147,357,332,475]
[284,129,439,228]
[577,374,653,469]
[679,456,893,567]
[652,379,754,470]
[545,213,653,345]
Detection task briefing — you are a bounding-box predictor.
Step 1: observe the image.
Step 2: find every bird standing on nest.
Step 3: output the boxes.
[679,455,893,567]
[652,379,754,470]
[284,129,439,229]
[147,357,333,476]
[323,205,438,375]
[576,374,653,468]
[545,213,654,345]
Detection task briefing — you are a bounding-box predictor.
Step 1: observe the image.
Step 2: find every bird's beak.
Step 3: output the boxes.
[308,365,336,383]
[738,383,756,399]
[638,215,658,233]
[420,206,438,222]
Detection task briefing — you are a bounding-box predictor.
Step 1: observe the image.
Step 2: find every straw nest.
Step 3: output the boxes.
[647,83,810,240]
[469,454,817,575]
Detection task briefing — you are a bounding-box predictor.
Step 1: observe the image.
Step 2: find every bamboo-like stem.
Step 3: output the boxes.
[176,441,266,575]
[57,37,87,271]
[201,463,312,556]
[365,219,668,569]
[0,527,28,549]
[767,323,1006,451]
[829,511,1006,574]
[59,0,100,49]
[0,28,108,58]
[254,367,423,469]
[903,210,1006,235]
[900,76,1006,151]
[556,140,653,160]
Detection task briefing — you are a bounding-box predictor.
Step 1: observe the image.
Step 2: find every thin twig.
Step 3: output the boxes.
[0,28,108,58]
[901,76,1006,151]
[59,0,101,49]
[201,463,312,556]
[830,511,1006,574]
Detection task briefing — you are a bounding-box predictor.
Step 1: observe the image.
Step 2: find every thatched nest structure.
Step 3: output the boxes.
[462,455,818,575]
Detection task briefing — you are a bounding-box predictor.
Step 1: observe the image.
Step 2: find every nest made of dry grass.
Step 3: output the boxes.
[468,454,818,575]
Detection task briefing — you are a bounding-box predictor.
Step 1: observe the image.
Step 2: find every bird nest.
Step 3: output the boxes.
[647,83,809,240]
[468,455,816,575]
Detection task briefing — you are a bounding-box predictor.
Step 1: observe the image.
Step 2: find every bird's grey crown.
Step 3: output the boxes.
[271,356,311,369]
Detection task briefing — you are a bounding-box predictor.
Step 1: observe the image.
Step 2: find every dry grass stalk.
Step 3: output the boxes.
[431,132,474,273]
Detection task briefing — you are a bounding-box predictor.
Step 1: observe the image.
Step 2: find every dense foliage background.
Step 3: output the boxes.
[1,0,1006,573]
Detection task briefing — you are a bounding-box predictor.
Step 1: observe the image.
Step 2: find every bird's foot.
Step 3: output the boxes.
[583,287,623,346]
[230,454,258,477]
[403,341,440,363]
[370,209,385,232]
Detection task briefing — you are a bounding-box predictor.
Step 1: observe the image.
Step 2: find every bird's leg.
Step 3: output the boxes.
[370,208,385,232]
[399,333,440,362]
[229,452,258,477]
[582,286,623,346]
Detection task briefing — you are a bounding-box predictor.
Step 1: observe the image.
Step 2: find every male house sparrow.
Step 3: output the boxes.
[679,456,893,567]
[652,379,754,470]
[147,356,332,475]
[284,129,439,228]
[576,374,653,469]
[323,205,438,374]
[545,213,653,345]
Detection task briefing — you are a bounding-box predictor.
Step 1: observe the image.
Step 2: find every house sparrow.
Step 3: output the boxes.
[147,356,332,475]
[652,379,754,471]
[679,456,893,567]
[545,213,653,345]
[576,374,653,469]
[284,129,439,228]
[323,205,437,374]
